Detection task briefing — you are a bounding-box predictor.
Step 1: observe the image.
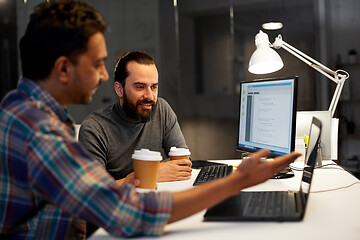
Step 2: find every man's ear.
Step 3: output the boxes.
[114,81,124,98]
[53,56,71,84]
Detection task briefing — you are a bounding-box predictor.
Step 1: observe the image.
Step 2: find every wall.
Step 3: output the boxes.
[0,0,18,100]
[329,0,360,64]
[11,0,360,161]
[177,0,318,159]
[328,0,360,170]
[66,0,162,123]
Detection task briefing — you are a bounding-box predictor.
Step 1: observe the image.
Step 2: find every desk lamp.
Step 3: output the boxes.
[248,30,350,163]
[248,30,349,117]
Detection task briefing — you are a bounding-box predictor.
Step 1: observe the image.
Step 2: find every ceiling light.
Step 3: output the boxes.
[262,22,283,30]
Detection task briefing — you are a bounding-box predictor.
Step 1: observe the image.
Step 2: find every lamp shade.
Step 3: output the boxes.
[248,30,283,74]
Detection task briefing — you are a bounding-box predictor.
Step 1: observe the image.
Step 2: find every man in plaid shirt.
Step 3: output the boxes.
[0,0,300,239]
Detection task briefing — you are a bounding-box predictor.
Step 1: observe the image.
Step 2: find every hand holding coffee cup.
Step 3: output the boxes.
[169,147,191,162]
[132,149,162,192]
[156,147,192,182]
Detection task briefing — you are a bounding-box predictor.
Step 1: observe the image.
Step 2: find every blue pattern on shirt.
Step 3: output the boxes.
[0,78,172,239]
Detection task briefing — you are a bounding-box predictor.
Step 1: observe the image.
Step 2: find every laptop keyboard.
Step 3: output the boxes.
[193,165,233,186]
[244,191,288,217]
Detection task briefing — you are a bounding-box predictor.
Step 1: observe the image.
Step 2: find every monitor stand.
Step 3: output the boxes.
[272,167,294,179]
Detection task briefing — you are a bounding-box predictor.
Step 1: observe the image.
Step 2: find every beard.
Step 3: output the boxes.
[122,91,157,123]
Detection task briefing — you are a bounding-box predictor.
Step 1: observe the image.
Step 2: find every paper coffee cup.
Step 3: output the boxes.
[168,146,191,160]
[132,149,162,192]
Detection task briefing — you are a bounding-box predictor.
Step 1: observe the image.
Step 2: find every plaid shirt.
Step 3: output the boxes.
[0,78,173,239]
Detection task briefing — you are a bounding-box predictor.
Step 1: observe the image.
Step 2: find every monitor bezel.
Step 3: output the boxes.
[236,76,298,158]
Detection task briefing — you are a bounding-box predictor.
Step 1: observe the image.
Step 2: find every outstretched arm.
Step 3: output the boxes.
[169,149,301,223]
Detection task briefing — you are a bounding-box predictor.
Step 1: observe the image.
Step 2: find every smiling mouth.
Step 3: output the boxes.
[140,103,152,110]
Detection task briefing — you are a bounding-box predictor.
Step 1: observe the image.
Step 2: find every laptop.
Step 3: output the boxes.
[204,116,322,221]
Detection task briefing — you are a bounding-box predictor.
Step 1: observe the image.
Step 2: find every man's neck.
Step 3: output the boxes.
[36,77,67,107]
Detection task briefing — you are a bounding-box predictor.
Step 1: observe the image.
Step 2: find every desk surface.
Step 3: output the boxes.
[90,160,360,240]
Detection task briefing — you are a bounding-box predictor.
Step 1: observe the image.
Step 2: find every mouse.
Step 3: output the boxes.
[272,167,294,179]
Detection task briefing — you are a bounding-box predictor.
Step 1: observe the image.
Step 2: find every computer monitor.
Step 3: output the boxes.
[237,76,298,157]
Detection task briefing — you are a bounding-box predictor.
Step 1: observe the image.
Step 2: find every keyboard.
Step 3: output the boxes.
[193,165,233,186]
[244,191,290,217]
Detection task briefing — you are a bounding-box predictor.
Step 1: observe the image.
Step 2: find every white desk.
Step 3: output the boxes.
[90,160,360,240]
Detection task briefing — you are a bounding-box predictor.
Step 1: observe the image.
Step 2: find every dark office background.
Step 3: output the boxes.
[0,0,18,99]
[1,0,360,174]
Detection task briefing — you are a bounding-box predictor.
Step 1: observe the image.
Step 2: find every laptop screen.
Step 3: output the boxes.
[301,117,322,196]
[237,76,298,157]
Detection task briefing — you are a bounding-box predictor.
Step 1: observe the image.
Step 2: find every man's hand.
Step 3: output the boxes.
[157,159,192,182]
[115,172,140,187]
[170,149,301,223]
[233,149,302,190]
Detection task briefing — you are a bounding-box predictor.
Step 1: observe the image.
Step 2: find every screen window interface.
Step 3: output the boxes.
[238,79,295,155]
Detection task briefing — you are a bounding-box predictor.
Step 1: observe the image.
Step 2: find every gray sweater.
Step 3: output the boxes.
[78,98,187,180]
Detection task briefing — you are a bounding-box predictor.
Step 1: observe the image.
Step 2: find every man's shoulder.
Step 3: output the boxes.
[157,97,172,110]
[155,98,177,122]
[1,92,49,123]
[82,104,114,125]
[1,95,64,139]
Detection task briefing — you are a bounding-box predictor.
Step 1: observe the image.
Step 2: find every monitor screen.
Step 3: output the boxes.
[237,76,298,157]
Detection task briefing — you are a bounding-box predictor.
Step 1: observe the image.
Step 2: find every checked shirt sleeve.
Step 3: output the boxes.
[27,123,173,237]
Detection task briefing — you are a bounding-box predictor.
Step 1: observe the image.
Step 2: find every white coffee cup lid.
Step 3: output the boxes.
[169,146,191,156]
[132,149,162,161]
[135,188,155,193]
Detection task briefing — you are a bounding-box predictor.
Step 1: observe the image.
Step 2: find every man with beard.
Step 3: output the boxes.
[79,51,192,184]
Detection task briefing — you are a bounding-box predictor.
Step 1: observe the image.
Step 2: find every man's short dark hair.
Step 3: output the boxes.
[19,0,108,81]
[114,51,156,87]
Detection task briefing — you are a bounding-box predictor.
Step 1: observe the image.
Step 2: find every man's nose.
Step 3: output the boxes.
[100,65,109,82]
[143,87,154,100]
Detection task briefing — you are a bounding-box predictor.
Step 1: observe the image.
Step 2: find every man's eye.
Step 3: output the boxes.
[151,85,158,90]
[96,61,105,69]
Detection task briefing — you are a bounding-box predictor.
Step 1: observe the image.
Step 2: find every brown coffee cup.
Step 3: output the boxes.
[132,149,162,192]
[169,147,191,161]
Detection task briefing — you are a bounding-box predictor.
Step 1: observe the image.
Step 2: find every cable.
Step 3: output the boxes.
[289,163,360,193]
[316,163,339,168]
[290,163,343,171]
[310,181,360,193]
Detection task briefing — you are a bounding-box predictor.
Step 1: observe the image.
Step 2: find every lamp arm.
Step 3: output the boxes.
[329,74,346,117]
[273,35,338,83]
[272,34,349,117]
[282,42,338,82]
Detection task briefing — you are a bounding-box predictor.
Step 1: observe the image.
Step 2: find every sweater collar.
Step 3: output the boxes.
[113,100,143,124]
